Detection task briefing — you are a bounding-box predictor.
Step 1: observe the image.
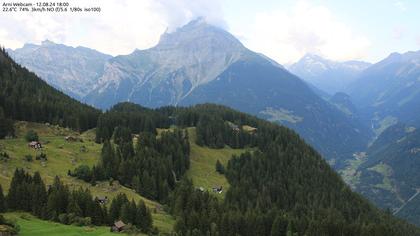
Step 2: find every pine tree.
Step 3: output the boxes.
[136,200,152,232]
[120,202,132,223]
[215,160,225,174]
[271,215,287,236]
[0,184,5,212]
[109,198,121,222]
[286,220,295,236]
[46,191,59,220]
[90,200,105,225]
[46,176,69,220]
[6,169,24,210]
[109,193,129,222]
[31,172,48,218]
[131,175,141,193]
[102,205,110,225]
[0,107,14,139]
[67,196,82,216]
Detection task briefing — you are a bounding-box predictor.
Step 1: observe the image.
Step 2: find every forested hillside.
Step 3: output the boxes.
[167,104,419,235]
[0,48,100,136]
[1,46,419,234]
[69,103,420,235]
[351,121,420,226]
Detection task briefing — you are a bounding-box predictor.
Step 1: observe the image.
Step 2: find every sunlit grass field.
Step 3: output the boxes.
[0,121,174,234]
[185,127,249,198]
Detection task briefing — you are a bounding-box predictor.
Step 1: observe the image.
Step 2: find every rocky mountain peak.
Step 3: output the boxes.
[381,50,420,66]
[289,53,371,94]
[301,53,327,63]
[8,40,112,99]
[156,17,245,54]
[41,39,56,46]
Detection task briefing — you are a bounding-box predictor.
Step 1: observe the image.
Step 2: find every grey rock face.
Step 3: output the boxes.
[86,18,251,108]
[8,40,111,99]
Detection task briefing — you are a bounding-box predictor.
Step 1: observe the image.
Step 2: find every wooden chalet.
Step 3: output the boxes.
[111,220,126,232]
[96,196,108,205]
[242,125,258,134]
[65,136,78,142]
[212,186,223,194]
[226,121,240,132]
[28,141,42,149]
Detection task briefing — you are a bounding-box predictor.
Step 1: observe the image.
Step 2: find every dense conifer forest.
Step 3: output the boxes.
[71,103,420,235]
[71,127,190,202]
[95,102,170,142]
[0,169,153,233]
[169,105,420,235]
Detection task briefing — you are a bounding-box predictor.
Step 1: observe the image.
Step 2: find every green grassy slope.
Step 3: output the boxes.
[0,122,174,234]
[185,127,248,198]
[3,212,124,236]
[0,121,101,189]
[0,123,249,233]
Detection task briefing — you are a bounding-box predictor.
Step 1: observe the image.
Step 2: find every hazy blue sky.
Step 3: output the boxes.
[0,0,418,64]
[224,0,419,63]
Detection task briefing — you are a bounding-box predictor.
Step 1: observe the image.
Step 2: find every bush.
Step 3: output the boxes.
[66,213,76,225]
[72,216,91,226]
[25,130,39,142]
[0,152,10,161]
[59,214,91,226]
[0,215,20,234]
[24,154,33,162]
[70,165,92,182]
[58,213,69,224]
[80,146,87,153]
[35,153,47,161]
[215,160,225,174]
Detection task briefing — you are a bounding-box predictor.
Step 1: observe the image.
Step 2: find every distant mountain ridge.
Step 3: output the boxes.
[289,53,371,94]
[346,50,420,135]
[0,48,100,132]
[340,50,420,226]
[8,40,112,99]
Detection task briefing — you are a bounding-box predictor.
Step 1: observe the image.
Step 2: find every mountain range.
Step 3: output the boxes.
[8,41,111,99]
[346,50,420,135]
[288,53,371,95]
[339,50,420,226]
[7,18,370,167]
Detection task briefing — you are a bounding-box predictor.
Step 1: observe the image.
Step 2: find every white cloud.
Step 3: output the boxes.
[0,0,225,55]
[0,0,371,63]
[153,0,226,32]
[232,1,371,64]
[394,1,407,11]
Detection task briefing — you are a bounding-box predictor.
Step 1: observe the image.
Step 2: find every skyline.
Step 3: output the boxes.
[0,0,419,64]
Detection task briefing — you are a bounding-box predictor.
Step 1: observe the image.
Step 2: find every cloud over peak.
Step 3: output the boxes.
[234,1,371,64]
[0,0,225,56]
